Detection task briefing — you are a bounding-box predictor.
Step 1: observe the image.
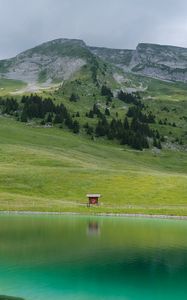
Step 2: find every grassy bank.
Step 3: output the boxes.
[0,116,187,215]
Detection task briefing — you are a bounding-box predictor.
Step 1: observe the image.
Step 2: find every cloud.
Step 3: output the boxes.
[0,0,187,59]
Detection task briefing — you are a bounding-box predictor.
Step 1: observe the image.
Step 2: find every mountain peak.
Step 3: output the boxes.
[17,38,87,58]
[37,38,86,48]
[0,38,93,84]
[136,42,187,51]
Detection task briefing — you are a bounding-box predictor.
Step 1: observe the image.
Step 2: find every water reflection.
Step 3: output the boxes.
[87,221,100,236]
[0,215,187,300]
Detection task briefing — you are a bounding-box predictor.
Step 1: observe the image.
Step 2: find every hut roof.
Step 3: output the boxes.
[87,194,101,198]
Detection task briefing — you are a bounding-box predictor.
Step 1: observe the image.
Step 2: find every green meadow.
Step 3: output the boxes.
[0,74,187,216]
[0,78,26,96]
[0,116,187,216]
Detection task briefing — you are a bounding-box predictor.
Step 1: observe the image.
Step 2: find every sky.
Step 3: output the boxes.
[0,0,187,59]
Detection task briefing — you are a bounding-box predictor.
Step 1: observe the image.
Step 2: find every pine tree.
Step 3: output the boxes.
[88,110,94,118]
[105,108,110,116]
[123,117,129,130]
[20,110,28,122]
[46,113,53,123]
[72,120,80,134]
[101,86,113,98]
[53,113,63,124]
[153,137,158,148]
[157,140,162,149]
[69,93,79,102]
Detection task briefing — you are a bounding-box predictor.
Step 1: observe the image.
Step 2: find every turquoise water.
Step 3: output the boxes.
[0,215,187,300]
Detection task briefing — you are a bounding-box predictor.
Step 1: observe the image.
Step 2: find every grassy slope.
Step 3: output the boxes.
[0,72,187,216]
[0,116,187,215]
[122,74,187,145]
[0,78,26,96]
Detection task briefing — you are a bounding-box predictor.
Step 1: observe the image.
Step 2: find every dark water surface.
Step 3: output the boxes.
[0,214,187,300]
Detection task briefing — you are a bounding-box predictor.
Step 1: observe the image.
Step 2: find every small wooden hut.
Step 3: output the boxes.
[87,194,101,206]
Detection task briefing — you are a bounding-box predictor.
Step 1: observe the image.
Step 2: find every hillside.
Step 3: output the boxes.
[0,38,187,152]
[0,116,186,215]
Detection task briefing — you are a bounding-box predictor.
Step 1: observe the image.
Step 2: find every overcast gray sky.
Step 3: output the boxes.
[0,0,187,59]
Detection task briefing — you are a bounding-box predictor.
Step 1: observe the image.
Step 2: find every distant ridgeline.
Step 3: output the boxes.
[1,38,187,84]
[0,88,164,151]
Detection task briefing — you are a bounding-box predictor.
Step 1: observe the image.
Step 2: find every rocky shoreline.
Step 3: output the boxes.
[0,211,187,220]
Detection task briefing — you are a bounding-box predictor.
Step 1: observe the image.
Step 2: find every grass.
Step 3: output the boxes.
[0,116,187,215]
[142,76,187,101]
[0,78,26,96]
[0,73,187,216]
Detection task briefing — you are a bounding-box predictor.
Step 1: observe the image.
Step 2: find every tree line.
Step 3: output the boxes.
[0,95,80,134]
[0,92,163,151]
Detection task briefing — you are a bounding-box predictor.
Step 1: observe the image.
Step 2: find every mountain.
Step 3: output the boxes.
[1,39,187,88]
[0,38,120,92]
[0,39,91,84]
[90,43,187,83]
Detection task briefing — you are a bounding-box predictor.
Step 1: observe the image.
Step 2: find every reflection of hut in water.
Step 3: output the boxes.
[87,221,100,236]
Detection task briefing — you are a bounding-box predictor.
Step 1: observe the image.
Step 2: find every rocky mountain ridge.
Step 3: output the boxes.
[0,39,91,85]
[0,38,187,85]
[90,43,187,82]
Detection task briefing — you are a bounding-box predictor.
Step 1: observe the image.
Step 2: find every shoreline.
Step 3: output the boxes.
[0,211,187,220]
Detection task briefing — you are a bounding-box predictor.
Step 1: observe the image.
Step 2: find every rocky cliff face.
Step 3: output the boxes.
[130,43,187,82]
[90,43,187,83]
[0,39,90,84]
[90,46,133,67]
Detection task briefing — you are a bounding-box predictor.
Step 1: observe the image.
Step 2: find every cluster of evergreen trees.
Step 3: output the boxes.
[159,118,177,127]
[0,98,19,115]
[0,92,163,150]
[94,114,151,150]
[117,90,141,105]
[86,103,103,118]
[69,93,80,102]
[0,95,80,134]
[101,85,113,98]
[84,99,161,150]
[127,105,156,123]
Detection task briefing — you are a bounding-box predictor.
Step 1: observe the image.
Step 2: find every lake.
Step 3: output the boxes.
[0,214,187,300]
